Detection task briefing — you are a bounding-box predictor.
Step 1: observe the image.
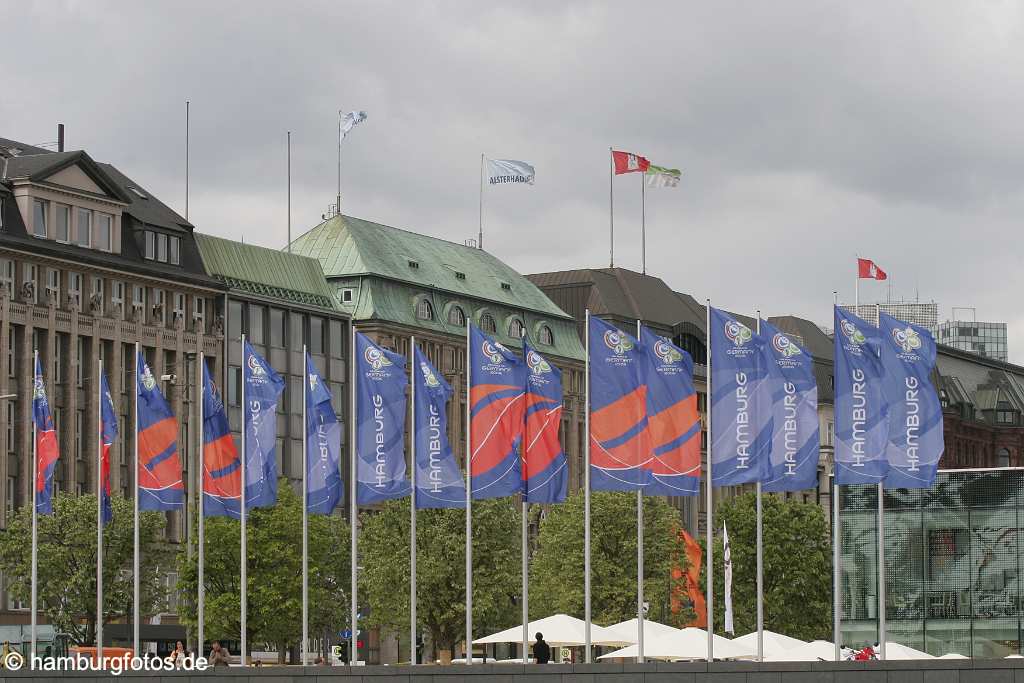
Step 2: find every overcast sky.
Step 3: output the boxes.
[4,2,1024,357]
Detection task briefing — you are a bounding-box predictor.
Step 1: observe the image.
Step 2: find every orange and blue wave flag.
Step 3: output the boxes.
[136,351,184,511]
[202,361,241,518]
[523,338,567,504]
[99,372,118,524]
[33,356,59,515]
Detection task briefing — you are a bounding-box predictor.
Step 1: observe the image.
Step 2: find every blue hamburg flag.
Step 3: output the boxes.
[356,333,410,504]
[523,338,568,504]
[833,306,889,485]
[709,308,772,487]
[879,312,944,489]
[759,319,820,492]
[243,342,286,509]
[305,353,343,514]
[136,352,184,511]
[413,347,466,509]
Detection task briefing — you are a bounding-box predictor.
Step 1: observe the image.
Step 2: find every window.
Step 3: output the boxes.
[290,313,305,348]
[76,208,92,247]
[153,289,166,325]
[500,282,512,291]
[539,325,554,346]
[416,299,434,321]
[157,233,168,262]
[97,213,113,251]
[75,409,84,459]
[0,198,4,230]
[448,305,466,327]
[341,288,354,303]
[111,281,124,315]
[5,402,14,452]
[228,300,243,340]
[46,268,60,303]
[90,276,104,314]
[193,296,206,323]
[0,259,13,298]
[169,235,180,265]
[132,285,145,318]
[68,272,82,307]
[228,366,241,406]
[55,204,70,242]
[825,421,835,447]
[145,231,155,260]
[33,199,47,237]
[480,312,496,334]
[408,259,419,269]
[270,308,285,348]
[76,338,84,386]
[998,448,1011,468]
[173,293,185,322]
[508,318,525,338]
[6,331,13,379]
[249,305,265,345]
[329,319,343,358]
[23,264,38,304]
[309,316,324,354]
[996,410,1016,426]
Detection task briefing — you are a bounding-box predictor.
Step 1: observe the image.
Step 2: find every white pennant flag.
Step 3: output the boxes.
[340,110,368,142]
[486,158,535,185]
[723,522,734,635]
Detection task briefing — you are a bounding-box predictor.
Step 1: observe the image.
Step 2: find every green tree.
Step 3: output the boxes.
[706,492,832,640]
[176,480,349,662]
[358,497,520,657]
[529,491,689,627]
[0,493,170,646]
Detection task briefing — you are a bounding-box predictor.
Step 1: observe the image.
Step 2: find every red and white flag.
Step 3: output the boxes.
[857,258,887,281]
[612,150,650,175]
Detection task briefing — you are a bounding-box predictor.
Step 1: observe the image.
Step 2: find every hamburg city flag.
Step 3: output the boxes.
[833,307,889,484]
[523,338,567,504]
[243,342,286,509]
[612,150,651,174]
[709,308,772,487]
[588,316,652,490]
[413,347,466,509]
[306,353,343,514]
[202,362,242,518]
[356,333,410,504]
[99,372,118,524]
[639,327,700,496]
[33,357,59,515]
[879,312,944,489]
[469,324,526,499]
[760,319,820,492]
[136,351,184,510]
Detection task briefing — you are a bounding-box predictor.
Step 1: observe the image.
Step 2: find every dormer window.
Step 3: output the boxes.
[33,199,47,237]
[539,325,554,346]
[408,259,420,269]
[128,186,148,199]
[97,214,113,252]
[416,299,434,321]
[143,230,181,265]
[77,208,92,247]
[500,282,512,291]
[55,204,71,242]
[480,312,497,334]
[508,318,525,338]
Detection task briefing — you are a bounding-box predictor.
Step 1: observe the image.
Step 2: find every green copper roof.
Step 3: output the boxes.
[289,214,572,320]
[195,233,340,311]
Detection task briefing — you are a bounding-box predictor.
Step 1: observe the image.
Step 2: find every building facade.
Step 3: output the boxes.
[840,301,939,330]
[936,320,1009,362]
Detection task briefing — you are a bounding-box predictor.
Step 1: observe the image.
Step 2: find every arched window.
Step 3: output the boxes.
[480,313,496,334]
[539,325,554,346]
[416,299,434,321]
[998,448,1011,468]
[448,305,466,327]
[673,332,706,365]
[508,318,525,339]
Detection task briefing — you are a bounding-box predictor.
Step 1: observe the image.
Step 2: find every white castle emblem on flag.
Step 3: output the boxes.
[627,154,640,170]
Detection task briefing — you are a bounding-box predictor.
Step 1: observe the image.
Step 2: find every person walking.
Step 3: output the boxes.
[532,633,550,664]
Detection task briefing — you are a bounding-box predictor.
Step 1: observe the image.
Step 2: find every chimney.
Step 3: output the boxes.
[57,124,64,152]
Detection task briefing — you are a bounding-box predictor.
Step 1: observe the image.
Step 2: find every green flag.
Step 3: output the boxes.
[645,164,681,188]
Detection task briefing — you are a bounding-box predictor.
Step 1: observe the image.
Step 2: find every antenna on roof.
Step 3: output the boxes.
[464,238,477,248]
[57,124,64,153]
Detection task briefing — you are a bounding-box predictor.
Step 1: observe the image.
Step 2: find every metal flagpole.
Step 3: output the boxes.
[755,314,764,662]
[832,291,841,662]
[350,324,358,665]
[584,309,592,662]
[520,330,528,664]
[197,352,205,656]
[287,131,292,253]
[409,337,417,665]
[185,101,190,221]
[640,177,646,275]
[240,334,248,666]
[302,344,309,666]
[478,155,484,250]
[97,357,104,662]
[705,301,713,663]
[134,343,140,655]
[609,148,614,268]
[337,111,343,214]
[876,303,886,661]
[30,348,38,659]
[465,319,473,665]
[636,321,644,663]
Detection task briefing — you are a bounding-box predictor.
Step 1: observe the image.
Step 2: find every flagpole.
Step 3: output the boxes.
[609,148,614,268]
[478,154,484,251]
[349,324,358,665]
[640,176,646,275]
[409,336,417,665]
[133,343,140,656]
[337,110,342,214]
[240,334,248,666]
[97,357,104,662]
[636,321,644,664]
[287,131,292,253]
[30,348,38,659]
[875,303,886,661]
[584,309,592,663]
[705,300,713,663]
[520,329,528,665]
[465,319,473,665]
[302,344,309,666]
[197,352,205,656]
[832,291,841,662]
[754,314,763,662]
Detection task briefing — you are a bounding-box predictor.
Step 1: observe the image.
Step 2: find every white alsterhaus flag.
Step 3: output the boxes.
[340,110,368,141]
[723,522,734,635]
[486,158,535,185]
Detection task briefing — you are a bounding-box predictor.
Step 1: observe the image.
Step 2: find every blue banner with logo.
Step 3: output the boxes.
[413,346,466,509]
[639,327,700,496]
[33,357,59,515]
[833,307,889,485]
[469,324,525,499]
[137,351,184,511]
[243,341,286,509]
[99,372,117,524]
[759,319,820,492]
[356,332,410,504]
[588,316,652,490]
[202,361,242,518]
[879,312,944,489]
[523,338,567,504]
[306,353,343,514]
[709,308,772,487]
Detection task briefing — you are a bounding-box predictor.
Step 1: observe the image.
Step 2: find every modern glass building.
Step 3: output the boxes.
[935,321,1009,362]
[841,469,1024,657]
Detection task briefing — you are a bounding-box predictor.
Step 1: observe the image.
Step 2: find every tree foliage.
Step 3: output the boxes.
[529,491,690,627]
[706,492,832,641]
[358,497,520,656]
[0,493,170,646]
[175,480,350,659]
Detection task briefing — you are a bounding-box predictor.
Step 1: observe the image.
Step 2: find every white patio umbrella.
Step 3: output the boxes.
[598,628,754,661]
[472,614,630,647]
[764,639,840,661]
[883,642,934,660]
[603,618,688,644]
[731,630,806,658]
[937,653,968,659]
